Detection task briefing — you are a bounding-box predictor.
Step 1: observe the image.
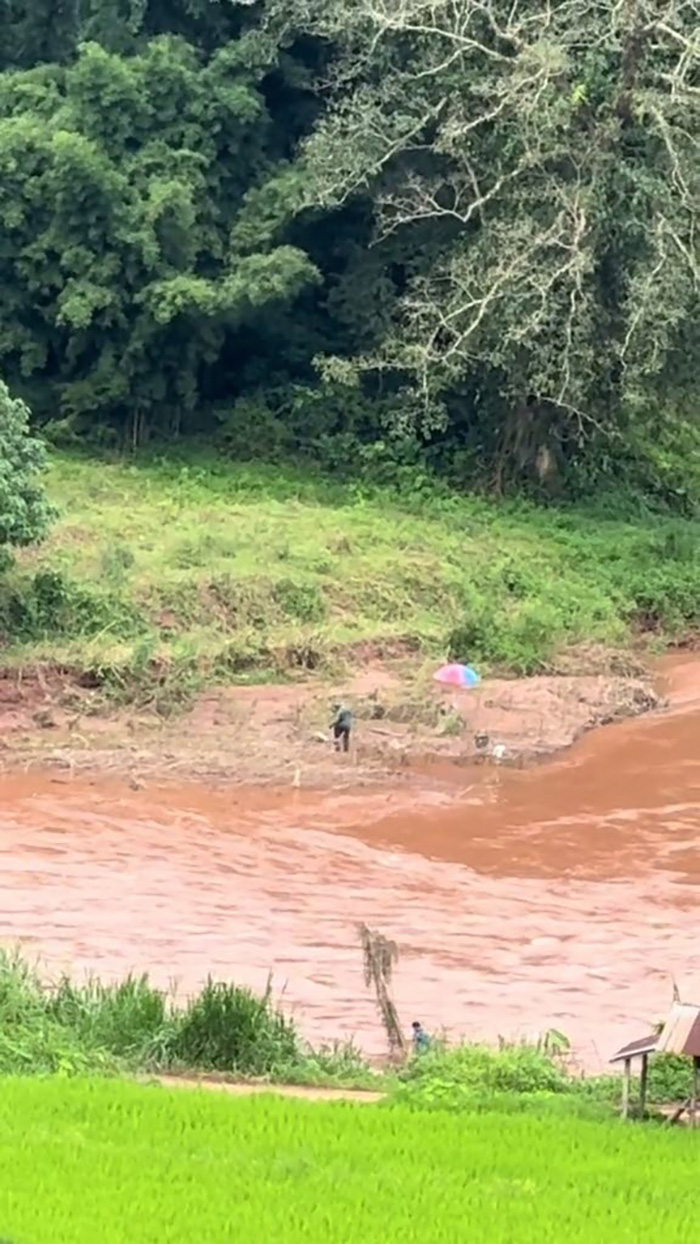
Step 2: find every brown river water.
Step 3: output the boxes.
[1,656,699,1069]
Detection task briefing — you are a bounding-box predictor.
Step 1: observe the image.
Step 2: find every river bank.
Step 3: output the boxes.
[0,648,661,787]
[3,447,697,786]
[3,451,698,733]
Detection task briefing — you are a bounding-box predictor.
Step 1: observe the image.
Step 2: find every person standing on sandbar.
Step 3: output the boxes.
[330,703,352,753]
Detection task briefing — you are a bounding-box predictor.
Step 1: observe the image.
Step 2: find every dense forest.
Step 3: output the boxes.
[0,0,698,512]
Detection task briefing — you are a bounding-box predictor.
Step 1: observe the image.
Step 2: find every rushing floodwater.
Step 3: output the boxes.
[0,657,698,1068]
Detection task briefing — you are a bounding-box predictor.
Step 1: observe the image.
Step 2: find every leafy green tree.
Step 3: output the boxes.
[0,0,698,501]
[278,0,700,486]
[0,380,53,559]
[0,33,319,442]
[0,0,79,67]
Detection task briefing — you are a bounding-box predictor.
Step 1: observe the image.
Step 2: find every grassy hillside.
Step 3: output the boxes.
[1,1077,697,1243]
[2,452,698,702]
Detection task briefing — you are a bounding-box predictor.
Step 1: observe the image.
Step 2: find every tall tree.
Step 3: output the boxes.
[0,32,320,441]
[277,0,700,483]
[0,0,79,66]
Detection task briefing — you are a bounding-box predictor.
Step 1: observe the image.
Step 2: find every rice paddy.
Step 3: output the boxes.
[0,1077,697,1242]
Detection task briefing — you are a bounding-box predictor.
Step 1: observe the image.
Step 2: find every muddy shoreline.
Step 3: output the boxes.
[0,652,661,787]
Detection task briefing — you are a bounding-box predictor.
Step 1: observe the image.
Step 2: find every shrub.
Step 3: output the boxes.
[0,952,114,1076]
[46,975,171,1062]
[0,569,145,642]
[392,1042,573,1111]
[162,979,301,1075]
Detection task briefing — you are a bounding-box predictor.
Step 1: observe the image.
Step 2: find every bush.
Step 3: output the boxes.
[648,1053,696,1104]
[392,1043,572,1112]
[272,578,326,623]
[0,952,115,1076]
[0,380,54,552]
[0,952,303,1079]
[0,569,145,642]
[447,604,564,673]
[161,979,301,1075]
[161,980,304,1079]
[46,975,171,1063]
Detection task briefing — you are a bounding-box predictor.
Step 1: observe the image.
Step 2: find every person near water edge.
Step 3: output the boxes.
[412,1021,431,1054]
[330,703,352,753]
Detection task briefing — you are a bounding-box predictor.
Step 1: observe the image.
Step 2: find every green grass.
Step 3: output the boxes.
[2,450,699,702]
[0,951,383,1088]
[4,951,696,1110]
[1,1077,698,1243]
[393,1042,700,1117]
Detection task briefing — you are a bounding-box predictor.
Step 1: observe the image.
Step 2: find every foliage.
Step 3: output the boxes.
[391,1041,580,1113]
[4,452,698,695]
[0,380,53,561]
[0,950,342,1081]
[0,950,695,1115]
[400,1041,572,1094]
[0,568,145,643]
[46,974,171,1063]
[0,27,319,442]
[282,0,700,491]
[389,1039,697,1116]
[0,2,696,500]
[163,979,300,1075]
[648,1053,698,1105]
[1,1079,700,1242]
[0,951,116,1076]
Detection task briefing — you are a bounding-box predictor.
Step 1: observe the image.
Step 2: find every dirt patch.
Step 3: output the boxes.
[0,656,661,786]
[152,1076,384,1104]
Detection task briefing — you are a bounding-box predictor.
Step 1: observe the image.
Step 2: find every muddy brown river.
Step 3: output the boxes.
[1,657,698,1069]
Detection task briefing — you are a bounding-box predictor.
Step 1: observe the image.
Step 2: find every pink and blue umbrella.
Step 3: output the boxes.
[433,663,481,689]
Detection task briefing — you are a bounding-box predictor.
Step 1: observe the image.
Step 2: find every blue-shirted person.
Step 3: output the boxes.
[412,1021,431,1054]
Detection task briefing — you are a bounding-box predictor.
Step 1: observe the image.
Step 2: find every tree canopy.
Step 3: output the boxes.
[0,0,697,501]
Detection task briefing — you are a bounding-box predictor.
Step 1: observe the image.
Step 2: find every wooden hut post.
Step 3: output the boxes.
[639,1052,649,1119]
[621,1059,631,1119]
[691,1057,699,1128]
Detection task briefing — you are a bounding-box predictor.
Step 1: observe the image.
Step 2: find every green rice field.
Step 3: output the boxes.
[0,1078,697,1242]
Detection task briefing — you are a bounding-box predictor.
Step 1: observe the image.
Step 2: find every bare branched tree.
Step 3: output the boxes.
[270,0,700,467]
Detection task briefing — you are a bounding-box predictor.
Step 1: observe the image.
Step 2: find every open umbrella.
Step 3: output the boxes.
[433,663,480,689]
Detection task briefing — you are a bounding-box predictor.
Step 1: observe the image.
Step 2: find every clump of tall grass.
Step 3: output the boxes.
[163,979,300,1075]
[0,951,116,1076]
[0,952,377,1085]
[46,974,171,1063]
[0,951,305,1079]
